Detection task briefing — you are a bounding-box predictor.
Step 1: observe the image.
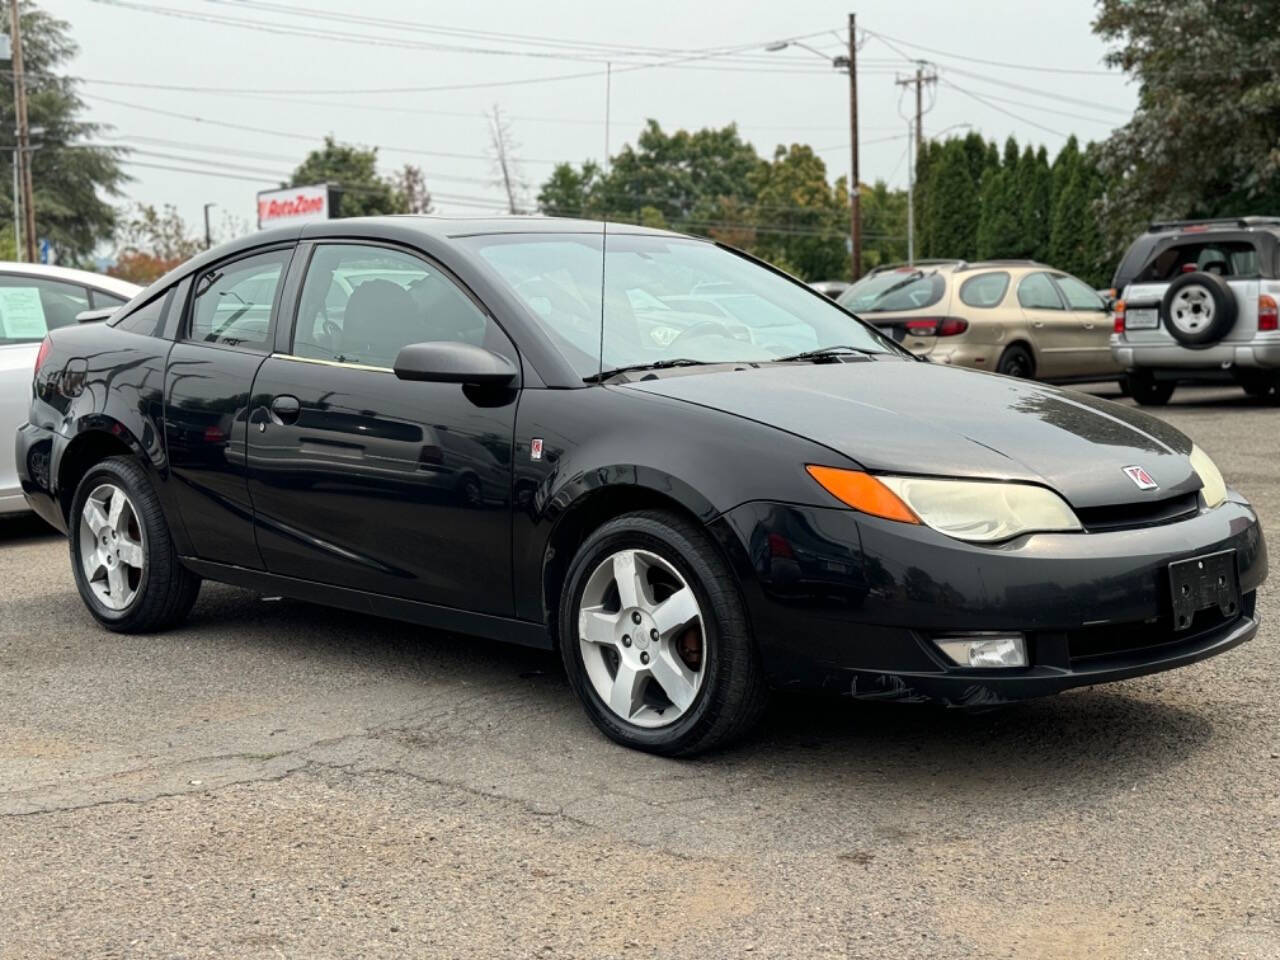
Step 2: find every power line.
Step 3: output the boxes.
[939,65,1133,116]
[82,93,559,164]
[938,80,1067,138]
[860,26,1121,76]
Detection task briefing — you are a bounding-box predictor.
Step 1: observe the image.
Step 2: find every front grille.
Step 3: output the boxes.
[1075,491,1200,532]
[1064,591,1253,665]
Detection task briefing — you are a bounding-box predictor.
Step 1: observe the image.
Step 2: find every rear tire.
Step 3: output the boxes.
[558,510,767,756]
[69,457,201,633]
[997,344,1035,379]
[1126,372,1175,406]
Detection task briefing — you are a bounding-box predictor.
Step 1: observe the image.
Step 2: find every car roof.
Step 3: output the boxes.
[0,261,140,297]
[333,215,684,240]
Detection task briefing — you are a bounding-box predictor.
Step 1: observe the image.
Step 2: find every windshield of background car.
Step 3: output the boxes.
[465,232,893,378]
[1136,240,1261,282]
[836,269,946,313]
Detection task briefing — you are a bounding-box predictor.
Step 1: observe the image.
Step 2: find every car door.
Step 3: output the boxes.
[164,245,297,569]
[1015,271,1076,377]
[245,241,519,616]
[1049,273,1119,377]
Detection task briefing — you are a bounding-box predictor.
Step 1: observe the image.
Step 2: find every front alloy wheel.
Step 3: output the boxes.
[559,510,767,756]
[577,548,706,728]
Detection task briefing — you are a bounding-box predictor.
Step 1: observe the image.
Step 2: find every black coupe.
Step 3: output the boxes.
[15,218,1267,754]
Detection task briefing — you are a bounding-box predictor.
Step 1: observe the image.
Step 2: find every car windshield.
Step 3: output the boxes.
[464,232,894,378]
[836,269,946,313]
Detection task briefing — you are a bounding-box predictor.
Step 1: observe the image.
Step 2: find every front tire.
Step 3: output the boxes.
[69,457,201,633]
[558,510,767,756]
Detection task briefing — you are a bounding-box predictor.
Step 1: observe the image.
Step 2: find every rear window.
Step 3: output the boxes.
[958,272,1010,308]
[0,275,91,344]
[1135,241,1260,282]
[837,270,945,313]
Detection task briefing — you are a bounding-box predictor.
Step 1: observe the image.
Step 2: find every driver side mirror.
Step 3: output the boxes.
[393,341,518,387]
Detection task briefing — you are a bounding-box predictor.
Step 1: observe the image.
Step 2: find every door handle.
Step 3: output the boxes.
[1082,322,1095,330]
[1032,320,1045,329]
[269,394,301,425]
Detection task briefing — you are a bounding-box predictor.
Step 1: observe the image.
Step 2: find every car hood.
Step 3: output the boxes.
[621,360,1201,508]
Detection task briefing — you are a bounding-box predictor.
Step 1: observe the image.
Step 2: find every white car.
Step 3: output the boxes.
[1111,217,1280,404]
[2,263,139,514]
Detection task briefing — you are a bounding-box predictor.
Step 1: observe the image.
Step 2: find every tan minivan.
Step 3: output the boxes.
[837,260,1121,383]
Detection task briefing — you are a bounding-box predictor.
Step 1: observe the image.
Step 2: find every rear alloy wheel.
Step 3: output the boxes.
[559,510,767,756]
[1126,372,1176,406]
[69,457,201,633]
[997,344,1035,379]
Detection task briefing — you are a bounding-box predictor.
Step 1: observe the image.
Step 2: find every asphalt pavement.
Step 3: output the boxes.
[1,384,1278,959]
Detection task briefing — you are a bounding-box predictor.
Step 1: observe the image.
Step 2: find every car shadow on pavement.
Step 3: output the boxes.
[180,585,1217,801]
[0,513,60,545]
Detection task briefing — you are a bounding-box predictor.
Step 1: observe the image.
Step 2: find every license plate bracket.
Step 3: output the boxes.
[1126,307,1159,329]
[1168,550,1239,631]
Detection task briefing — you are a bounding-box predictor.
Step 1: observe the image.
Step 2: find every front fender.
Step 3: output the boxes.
[510,384,855,622]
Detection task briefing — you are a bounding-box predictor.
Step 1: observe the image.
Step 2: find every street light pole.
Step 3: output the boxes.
[8,0,35,263]
[847,13,860,281]
[767,16,862,281]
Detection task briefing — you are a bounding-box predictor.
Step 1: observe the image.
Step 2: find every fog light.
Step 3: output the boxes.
[935,633,1027,668]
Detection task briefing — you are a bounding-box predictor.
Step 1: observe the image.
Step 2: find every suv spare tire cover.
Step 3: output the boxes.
[1160,271,1237,346]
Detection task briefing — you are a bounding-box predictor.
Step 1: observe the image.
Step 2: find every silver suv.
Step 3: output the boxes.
[1111,217,1280,404]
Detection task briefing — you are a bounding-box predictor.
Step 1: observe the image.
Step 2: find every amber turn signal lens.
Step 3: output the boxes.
[805,465,921,524]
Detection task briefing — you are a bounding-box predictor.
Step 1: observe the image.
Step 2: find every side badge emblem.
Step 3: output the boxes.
[1122,465,1157,490]
[530,438,544,462]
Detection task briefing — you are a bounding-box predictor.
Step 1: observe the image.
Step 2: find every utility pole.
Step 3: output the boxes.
[8,0,34,263]
[203,202,216,249]
[846,13,860,281]
[896,62,936,266]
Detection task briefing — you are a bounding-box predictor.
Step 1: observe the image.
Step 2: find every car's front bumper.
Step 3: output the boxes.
[711,496,1266,705]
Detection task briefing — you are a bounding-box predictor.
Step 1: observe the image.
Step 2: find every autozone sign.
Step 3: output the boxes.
[257,183,331,228]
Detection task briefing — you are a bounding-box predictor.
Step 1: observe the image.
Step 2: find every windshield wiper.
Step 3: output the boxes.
[583,358,714,383]
[772,345,884,363]
[860,269,932,311]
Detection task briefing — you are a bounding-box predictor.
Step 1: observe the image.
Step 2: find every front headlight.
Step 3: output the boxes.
[1189,444,1227,508]
[806,466,1080,542]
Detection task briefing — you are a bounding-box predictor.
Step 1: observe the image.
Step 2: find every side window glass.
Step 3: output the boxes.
[91,290,128,310]
[1053,274,1105,311]
[1017,272,1064,310]
[294,244,492,368]
[115,289,172,336]
[958,272,1010,308]
[0,275,90,344]
[189,249,291,349]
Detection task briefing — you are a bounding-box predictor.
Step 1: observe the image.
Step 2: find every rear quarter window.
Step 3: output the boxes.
[114,289,173,337]
[958,272,1010,308]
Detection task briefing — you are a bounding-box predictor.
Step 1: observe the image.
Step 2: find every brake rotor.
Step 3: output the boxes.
[677,624,703,671]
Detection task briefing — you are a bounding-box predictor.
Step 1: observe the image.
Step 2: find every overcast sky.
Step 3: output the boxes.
[63,0,1138,240]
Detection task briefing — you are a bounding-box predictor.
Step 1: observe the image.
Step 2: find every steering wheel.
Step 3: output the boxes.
[669,319,744,346]
[322,318,343,342]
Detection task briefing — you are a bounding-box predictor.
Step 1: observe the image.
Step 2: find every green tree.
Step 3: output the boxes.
[924,140,980,258]
[975,166,1021,260]
[859,179,908,271]
[1048,154,1108,286]
[596,120,766,231]
[1093,0,1280,247]
[2,2,126,263]
[536,160,603,218]
[289,137,405,217]
[749,144,847,281]
[913,139,943,257]
[1015,146,1053,261]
